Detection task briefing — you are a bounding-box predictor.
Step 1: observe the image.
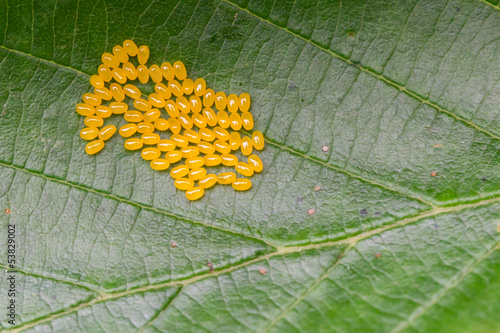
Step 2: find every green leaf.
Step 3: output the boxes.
[0,0,499,331]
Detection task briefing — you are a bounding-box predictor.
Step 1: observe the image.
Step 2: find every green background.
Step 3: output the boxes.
[0,0,499,331]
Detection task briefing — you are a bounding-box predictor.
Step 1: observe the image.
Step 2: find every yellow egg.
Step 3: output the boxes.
[168,118,182,134]
[168,80,183,97]
[149,64,163,83]
[99,125,116,141]
[95,105,112,118]
[90,75,104,89]
[137,65,149,84]
[178,112,193,130]
[94,87,112,100]
[165,100,179,118]
[217,111,230,129]
[170,133,188,148]
[192,113,207,128]
[109,102,128,114]
[111,67,127,84]
[138,45,150,65]
[80,127,99,140]
[232,179,252,191]
[82,93,101,106]
[194,78,206,96]
[98,64,113,82]
[123,84,141,99]
[176,96,190,114]
[170,165,189,179]
[150,158,170,171]
[236,162,254,177]
[230,112,242,131]
[155,83,172,99]
[85,139,105,155]
[119,123,137,138]
[241,136,253,156]
[161,62,175,81]
[102,52,120,68]
[248,154,263,172]
[84,116,103,127]
[185,156,204,169]
[137,122,155,134]
[141,147,161,160]
[214,91,227,111]
[229,132,241,150]
[124,110,144,123]
[204,154,222,166]
[123,39,138,56]
[221,154,238,166]
[189,95,202,113]
[199,174,217,189]
[112,45,129,63]
[203,89,215,108]
[241,112,254,130]
[227,94,239,113]
[173,61,187,80]
[110,83,125,101]
[144,108,161,122]
[239,92,251,112]
[188,168,206,181]
[175,178,194,190]
[185,186,204,201]
[214,140,231,154]
[197,141,215,155]
[202,108,218,127]
[134,98,151,112]
[184,129,201,143]
[141,133,160,145]
[123,62,138,80]
[124,138,143,150]
[154,118,170,131]
[157,139,176,152]
[181,146,199,158]
[252,131,265,150]
[217,172,236,185]
[76,103,95,116]
[166,150,183,163]
[199,128,216,142]
[213,126,230,141]
[148,93,165,108]
[183,78,194,95]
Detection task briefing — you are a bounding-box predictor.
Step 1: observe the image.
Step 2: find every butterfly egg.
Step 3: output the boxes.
[119,123,138,138]
[137,65,150,84]
[197,141,215,155]
[148,93,165,108]
[84,116,104,127]
[168,80,183,98]
[154,118,170,131]
[252,131,264,150]
[123,62,138,80]
[99,125,116,141]
[199,127,216,142]
[204,154,221,166]
[217,111,230,129]
[241,112,254,130]
[227,94,239,113]
[144,108,161,122]
[80,127,99,140]
[121,138,144,152]
[112,45,129,63]
[175,178,194,190]
[178,112,193,130]
[185,156,204,169]
[229,132,241,150]
[214,91,227,111]
[236,162,254,177]
[111,67,127,84]
[150,158,170,171]
[166,150,183,163]
[183,79,194,95]
[170,165,189,179]
[82,93,101,106]
[217,172,236,185]
[134,98,152,112]
[176,97,191,114]
[181,146,199,158]
[123,39,138,56]
[202,108,218,127]
[157,139,176,152]
[85,139,105,155]
[188,167,206,181]
[239,93,251,112]
[123,84,141,99]
[199,174,217,189]
[161,62,175,81]
[203,89,215,108]
[229,113,242,131]
[142,147,161,160]
[213,126,230,141]
[109,102,128,114]
[241,136,253,156]
[148,65,162,83]
[232,178,252,191]
[189,95,202,114]
[192,113,207,129]
[248,154,263,172]
[221,153,238,166]
[102,53,120,68]
[90,75,104,89]
[98,64,113,82]
[109,84,125,101]
[76,103,95,116]
[171,133,188,148]
[137,45,150,65]
[94,87,112,101]
[184,129,201,144]
[168,118,182,134]
[162,102,178,119]
[214,140,231,154]
[124,110,144,122]
[141,133,160,145]
[185,186,204,201]
[194,78,206,97]
[95,105,111,118]
[173,61,187,80]
[137,122,155,134]
[155,82,172,100]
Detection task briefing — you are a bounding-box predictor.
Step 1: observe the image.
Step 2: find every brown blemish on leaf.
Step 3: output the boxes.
[433,144,442,148]
[431,171,437,177]
[5,209,10,214]
[170,241,178,248]
[322,145,329,152]
[307,208,315,215]
[207,261,214,272]
[376,252,381,258]
[314,186,321,191]
[259,267,267,274]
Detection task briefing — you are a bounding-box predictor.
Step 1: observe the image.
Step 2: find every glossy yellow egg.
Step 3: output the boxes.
[80,127,99,140]
[199,174,217,189]
[184,129,201,143]
[168,80,183,97]
[155,83,172,99]
[134,98,151,112]
[217,172,236,185]
[236,162,254,177]
[194,78,206,96]
[138,45,150,65]
[157,139,176,152]
[161,62,174,81]
[230,112,242,131]
[110,83,125,101]
[176,97,190,114]
[82,93,101,106]
[109,102,128,114]
[213,126,230,141]
[99,125,116,141]
[137,122,155,134]
[181,146,199,158]
[178,112,193,130]
[203,89,215,108]
[241,136,253,156]
[185,156,204,169]
[84,116,103,127]
[154,118,170,131]
[123,84,141,99]
[173,61,187,80]
[112,45,129,63]
[248,154,263,172]
[168,118,182,134]
[214,140,231,154]
[102,52,120,68]
[227,94,239,113]
[189,95,202,113]
[232,178,252,191]
[123,62,138,80]
[137,65,149,84]
[170,133,188,148]
[124,138,143,150]
[170,165,189,179]
[252,131,264,150]
[124,110,144,122]
[141,147,161,160]
[95,105,111,118]
[76,103,95,116]
[123,39,138,56]
[85,139,105,155]
[188,168,206,181]
[185,186,204,201]
[149,64,162,83]
[111,67,127,84]
[150,158,170,171]
[217,111,230,129]
[94,87,112,100]
[204,154,222,166]
[148,93,165,108]
[98,64,113,82]
[199,128,216,142]
[202,108,218,127]
[175,178,194,190]
[166,150,183,163]
[141,133,160,145]
[214,91,227,111]
[192,113,207,128]
[197,141,215,155]
[241,112,254,130]
[144,108,161,122]
[239,92,251,112]
[183,78,194,95]
[90,75,104,89]
[229,132,241,150]
[221,154,238,166]
[119,123,137,138]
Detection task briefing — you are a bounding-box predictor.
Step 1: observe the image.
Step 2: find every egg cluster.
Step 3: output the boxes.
[76,40,264,201]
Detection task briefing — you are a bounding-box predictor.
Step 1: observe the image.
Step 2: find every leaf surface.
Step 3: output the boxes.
[0,0,499,332]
